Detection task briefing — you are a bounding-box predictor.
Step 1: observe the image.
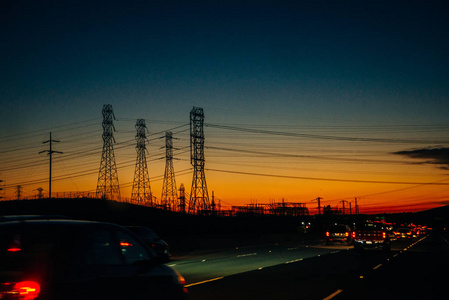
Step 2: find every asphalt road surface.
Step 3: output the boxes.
[167,232,449,300]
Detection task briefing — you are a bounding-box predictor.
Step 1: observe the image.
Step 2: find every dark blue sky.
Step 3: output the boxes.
[2,0,448,131]
[1,0,449,210]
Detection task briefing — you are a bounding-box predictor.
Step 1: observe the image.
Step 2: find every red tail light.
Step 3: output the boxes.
[382,232,386,239]
[352,232,355,238]
[120,242,133,247]
[325,232,329,237]
[1,281,40,300]
[345,232,349,237]
[7,247,21,252]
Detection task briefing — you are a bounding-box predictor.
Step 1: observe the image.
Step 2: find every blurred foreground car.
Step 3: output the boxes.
[325,224,353,245]
[126,226,171,262]
[0,220,187,300]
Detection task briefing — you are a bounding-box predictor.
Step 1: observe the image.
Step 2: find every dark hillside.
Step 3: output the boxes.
[0,198,303,253]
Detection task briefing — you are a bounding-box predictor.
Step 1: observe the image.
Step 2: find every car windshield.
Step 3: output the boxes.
[356,223,384,230]
[328,225,348,233]
[127,226,160,240]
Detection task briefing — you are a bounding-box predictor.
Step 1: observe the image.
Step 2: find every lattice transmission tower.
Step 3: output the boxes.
[96,104,121,200]
[189,107,210,214]
[178,183,186,213]
[161,131,178,210]
[131,119,153,205]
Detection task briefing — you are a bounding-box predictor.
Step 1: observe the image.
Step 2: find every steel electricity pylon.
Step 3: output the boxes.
[161,131,178,210]
[189,107,210,214]
[96,104,121,200]
[178,183,186,213]
[131,119,153,205]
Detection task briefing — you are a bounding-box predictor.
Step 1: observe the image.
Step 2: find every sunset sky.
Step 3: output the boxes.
[1,0,448,213]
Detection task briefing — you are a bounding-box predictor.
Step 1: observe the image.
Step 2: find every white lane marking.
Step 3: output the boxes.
[184,277,224,287]
[237,253,257,258]
[373,264,382,270]
[441,235,449,245]
[285,258,303,264]
[323,289,343,300]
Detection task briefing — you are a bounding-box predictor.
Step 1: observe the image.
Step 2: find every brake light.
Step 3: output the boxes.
[325,232,329,237]
[120,242,133,247]
[352,232,355,238]
[7,247,21,252]
[382,232,386,239]
[345,232,349,237]
[1,281,40,300]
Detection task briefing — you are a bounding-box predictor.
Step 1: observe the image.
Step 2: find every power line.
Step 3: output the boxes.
[205,123,449,144]
[206,168,449,185]
[206,146,410,165]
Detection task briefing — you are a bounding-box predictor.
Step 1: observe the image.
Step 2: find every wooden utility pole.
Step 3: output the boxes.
[39,132,62,199]
[340,200,349,215]
[316,197,323,215]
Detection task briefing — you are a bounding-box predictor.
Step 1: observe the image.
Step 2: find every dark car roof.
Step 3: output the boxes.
[0,215,70,222]
[0,219,121,229]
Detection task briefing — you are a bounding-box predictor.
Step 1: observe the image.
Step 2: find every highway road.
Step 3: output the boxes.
[167,232,449,299]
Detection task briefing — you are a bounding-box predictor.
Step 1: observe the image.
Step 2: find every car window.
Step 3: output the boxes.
[329,225,349,232]
[357,223,384,230]
[116,230,151,265]
[85,229,122,265]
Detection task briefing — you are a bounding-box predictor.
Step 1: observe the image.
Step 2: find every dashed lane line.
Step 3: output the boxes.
[184,277,224,288]
[323,289,343,300]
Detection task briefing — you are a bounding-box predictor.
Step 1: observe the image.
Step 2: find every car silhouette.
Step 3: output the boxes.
[0,219,187,300]
[126,226,171,262]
